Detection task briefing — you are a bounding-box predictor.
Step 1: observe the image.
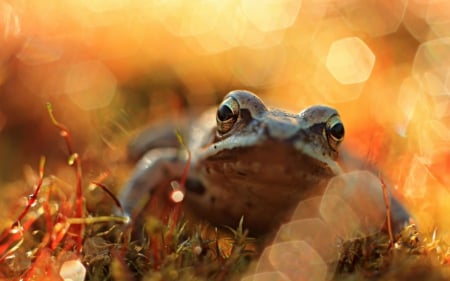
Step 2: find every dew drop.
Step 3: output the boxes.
[170,190,185,203]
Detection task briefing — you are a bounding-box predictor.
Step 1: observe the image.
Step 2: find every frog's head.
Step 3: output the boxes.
[188,90,346,232]
[199,90,345,185]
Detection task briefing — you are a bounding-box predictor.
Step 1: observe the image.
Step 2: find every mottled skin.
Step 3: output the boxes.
[119,90,409,233]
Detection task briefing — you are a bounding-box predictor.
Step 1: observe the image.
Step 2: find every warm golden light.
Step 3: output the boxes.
[0,0,449,279]
[257,241,327,281]
[274,218,337,263]
[325,37,376,85]
[242,271,290,281]
[64,60,117,110]
[322,171,387,237]
[333,0,408,37]
[241,0,302,32]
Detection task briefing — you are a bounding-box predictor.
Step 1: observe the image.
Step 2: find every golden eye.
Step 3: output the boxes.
[326,115,344,150]
[216,96,240,134]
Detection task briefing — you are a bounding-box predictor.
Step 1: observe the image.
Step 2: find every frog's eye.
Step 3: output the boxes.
[325,115,344,150]
[216,96,240,134]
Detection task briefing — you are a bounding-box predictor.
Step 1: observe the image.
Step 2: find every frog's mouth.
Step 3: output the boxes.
[193,141,342,221]
[189,140,344,234]
[200,141,340,188]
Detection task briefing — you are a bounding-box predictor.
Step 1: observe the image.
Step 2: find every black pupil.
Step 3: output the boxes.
[330,123,344,139]
[217,105,234,121]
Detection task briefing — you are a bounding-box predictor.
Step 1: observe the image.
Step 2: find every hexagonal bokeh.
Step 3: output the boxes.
[416,119,450,161]
[274,218,337,263]
[425,0,450,38]
[403,1,433,42]
[319,194,361,239]
[334,0,407,37]
[413,38,450,96]
[16,37,63,66]
[241,0,302,32]
[413,38,450,75]
[325,36,376,85]
[183,1,290,54]
[230,45,287,87]
[321,171,387,238]
[256,241,328,281]
[64,60,117,110]
[290,196,323,220]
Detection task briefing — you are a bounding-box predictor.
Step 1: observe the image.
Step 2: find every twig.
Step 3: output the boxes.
[379,173,394,248]
[47,103,84,256]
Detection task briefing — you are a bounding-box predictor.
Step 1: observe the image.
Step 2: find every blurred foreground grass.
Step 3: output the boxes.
[1,173,450,281]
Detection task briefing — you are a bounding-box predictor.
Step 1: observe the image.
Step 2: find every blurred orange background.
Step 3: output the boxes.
[0,0,449,234]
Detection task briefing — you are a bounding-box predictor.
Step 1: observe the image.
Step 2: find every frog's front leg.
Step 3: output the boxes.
[119,147,186,217]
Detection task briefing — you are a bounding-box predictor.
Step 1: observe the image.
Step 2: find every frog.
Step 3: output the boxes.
[118,90,409,234]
